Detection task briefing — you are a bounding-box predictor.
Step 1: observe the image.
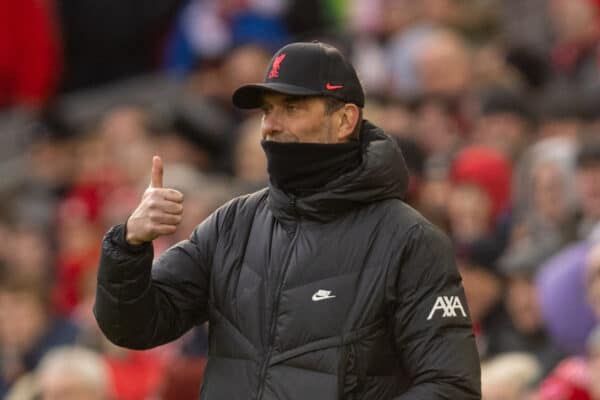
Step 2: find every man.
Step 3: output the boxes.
[5,346,110,400]
[0,275,79,397]
[94,41,481,399]
[35,346,110,400]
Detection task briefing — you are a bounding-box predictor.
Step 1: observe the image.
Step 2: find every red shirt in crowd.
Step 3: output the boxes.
[0,0,61,108]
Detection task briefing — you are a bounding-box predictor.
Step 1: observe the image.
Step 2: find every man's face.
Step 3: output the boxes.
[447,184,492,242]
[532,162,570,224]
[548,0,597,43]
[505,275,543,334]
[577,164,600,220]
[457,262,502,323]
[474,113,529,159]
[0,290,47,353]
[260,93,340,143]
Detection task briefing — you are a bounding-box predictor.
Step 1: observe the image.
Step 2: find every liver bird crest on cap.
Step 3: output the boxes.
[268,53,286,79]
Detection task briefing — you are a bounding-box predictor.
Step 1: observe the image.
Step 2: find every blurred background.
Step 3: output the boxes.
[3,0,600,399]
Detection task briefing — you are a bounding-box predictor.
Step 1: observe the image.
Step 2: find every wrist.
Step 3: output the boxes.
[125,219,146,246]
[107,224,151,254]
[126,233,145,246]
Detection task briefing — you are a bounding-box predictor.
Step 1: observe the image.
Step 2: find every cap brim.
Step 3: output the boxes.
[232,83,321,109]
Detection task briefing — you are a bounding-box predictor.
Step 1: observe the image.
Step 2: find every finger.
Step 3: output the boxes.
[150,156,163,188]
[149,213,182,225]
[158,201,183,215]
[163,189,184,203]
[153,224,178,236]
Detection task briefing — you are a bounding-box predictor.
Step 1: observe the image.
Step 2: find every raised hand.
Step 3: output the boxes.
[125,156,184,245]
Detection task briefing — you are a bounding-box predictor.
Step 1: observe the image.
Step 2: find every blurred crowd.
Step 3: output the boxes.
[3,0,600,399]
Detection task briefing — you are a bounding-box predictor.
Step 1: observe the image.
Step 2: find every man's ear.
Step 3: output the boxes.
[336,103,361,142]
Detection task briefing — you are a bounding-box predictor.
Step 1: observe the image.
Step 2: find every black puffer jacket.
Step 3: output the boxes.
[94,121,481,400]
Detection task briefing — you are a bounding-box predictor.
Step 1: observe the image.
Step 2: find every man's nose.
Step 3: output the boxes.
[261,110,282,139]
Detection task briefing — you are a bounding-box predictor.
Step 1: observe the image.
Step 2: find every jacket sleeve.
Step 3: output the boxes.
[392,223,481,400]
[94,210,219,350]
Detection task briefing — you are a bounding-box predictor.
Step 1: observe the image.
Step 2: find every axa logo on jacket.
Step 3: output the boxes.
[427,295,467,320]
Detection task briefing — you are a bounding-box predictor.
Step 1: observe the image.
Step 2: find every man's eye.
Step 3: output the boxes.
[286,104,298,112]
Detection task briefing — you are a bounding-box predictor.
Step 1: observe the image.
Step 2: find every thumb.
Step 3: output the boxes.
[150,155,163,188]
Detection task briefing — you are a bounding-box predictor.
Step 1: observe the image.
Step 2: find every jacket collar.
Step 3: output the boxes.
[267,120,409,223]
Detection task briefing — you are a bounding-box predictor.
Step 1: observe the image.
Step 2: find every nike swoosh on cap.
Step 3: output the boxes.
[325,83,344,90]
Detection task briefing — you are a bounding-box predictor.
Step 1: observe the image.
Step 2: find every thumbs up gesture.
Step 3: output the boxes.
[125,156,184,245]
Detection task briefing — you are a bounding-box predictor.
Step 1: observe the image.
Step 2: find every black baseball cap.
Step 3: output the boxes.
[232,41,365,109]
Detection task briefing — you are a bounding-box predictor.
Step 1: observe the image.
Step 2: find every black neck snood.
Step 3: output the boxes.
[261,139,362,194]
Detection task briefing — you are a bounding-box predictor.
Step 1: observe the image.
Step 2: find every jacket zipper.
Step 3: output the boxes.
[256,196,300,400]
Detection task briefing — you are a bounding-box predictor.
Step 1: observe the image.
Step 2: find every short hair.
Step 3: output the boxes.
[480,87,536,125]
[323,97,363,140]
[37,346,108,395]
[481,352,541,397]
[576,139,600,169]
[323,97,345,115]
